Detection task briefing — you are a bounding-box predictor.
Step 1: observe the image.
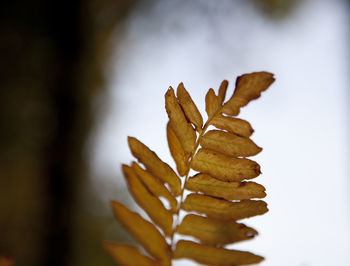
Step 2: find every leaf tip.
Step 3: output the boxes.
[165,86,175,96]
[207,88,215,95]
[102,240,114,250]
[110,200,120,210]
[121,164,131,174]
[255,164,261,176]
[176,82,185,96]
[127,136,137,145]
[178,82,185,88]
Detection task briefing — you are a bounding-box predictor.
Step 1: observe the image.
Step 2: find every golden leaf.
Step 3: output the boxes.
[165,88,196,153]
[185,173,266,200]
[103,242,161,266]
[128,137,181,196]
[223,72,275,116]
[211,115,254,137]
[191,148,261,181]
[111,201,170,265]
[123,165,173,235]
[205,88,220,118]
[108,72,274,265]
[176,214,258,245]
[166,122,189,177]
[200,130,262,157]
[218,79,228,104]
[182,193,268,220]
[132,162,178,212]
[176,82,203,132]
[173,240,264,265]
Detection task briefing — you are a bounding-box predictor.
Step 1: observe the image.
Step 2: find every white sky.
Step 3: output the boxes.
[90,0,350,265]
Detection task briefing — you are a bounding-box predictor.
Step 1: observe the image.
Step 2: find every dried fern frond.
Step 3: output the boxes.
[105,72,275,266]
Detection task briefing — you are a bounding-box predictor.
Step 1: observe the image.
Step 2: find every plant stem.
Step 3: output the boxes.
[169,107,223,250]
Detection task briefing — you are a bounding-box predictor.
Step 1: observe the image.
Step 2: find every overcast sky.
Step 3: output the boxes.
[90,0,350,265]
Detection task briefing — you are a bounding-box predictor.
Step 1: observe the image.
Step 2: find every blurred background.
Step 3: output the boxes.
[1,0,350,265]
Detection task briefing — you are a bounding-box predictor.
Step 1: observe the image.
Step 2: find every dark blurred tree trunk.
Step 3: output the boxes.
[0,0,135,265]
[42,1,86,265]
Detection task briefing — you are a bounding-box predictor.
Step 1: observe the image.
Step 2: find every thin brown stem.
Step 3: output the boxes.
[169,107,224,250]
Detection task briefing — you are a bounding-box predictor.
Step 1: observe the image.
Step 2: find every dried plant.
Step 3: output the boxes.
[104,72,275,266]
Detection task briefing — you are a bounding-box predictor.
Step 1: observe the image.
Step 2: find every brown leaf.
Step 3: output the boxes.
[111,201,170,265]
[218,80,228,104]
[185,173,266,200]
[191,148,261,182]
[211,115,254,137]
[176,214,258,245]
[165,88,196,154]
[123,165,173,236]
[222,72,275,116]
[128,137,181,196]
[205,88,220,118]
[177,83,203,131]
[182,193,268,220]
[200,130,262,157]
[132,162,178,212]
[104,242,161,266]
[173,240,264,265]
[166,122,189,176]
